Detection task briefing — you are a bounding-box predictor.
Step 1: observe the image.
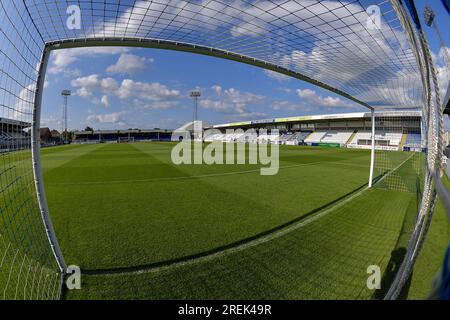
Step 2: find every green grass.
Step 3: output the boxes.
[406,175,450,299]
[43,143,373,270]
[2,142,446,300]
[66,188,415,300]
[35,142,424,300]
[0,149,61,299]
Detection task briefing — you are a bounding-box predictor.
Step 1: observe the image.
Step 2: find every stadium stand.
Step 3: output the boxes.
[295,132,313,144]
[0,132,8,151]
[213,111,421,147]
[320,131,355,145]
[205,132,262,144]
[204,133,224,143]
[348,131,403,151]
[0,131,11,139]
[73,129,173,144]
[257,133,280,144]
[0,131,30,150]
[280,133,294,145]
[204,128,420,150]
[70,111,422,152]
[280,132,313,145]
[302,131,355,146]
[0,118,31,151]
[223,132,245,142]
[404,133,422,151]
[304,132,327,144]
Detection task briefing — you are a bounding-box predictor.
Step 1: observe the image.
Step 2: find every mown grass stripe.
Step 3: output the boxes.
[78,151,414,277]
[47,160,368,186]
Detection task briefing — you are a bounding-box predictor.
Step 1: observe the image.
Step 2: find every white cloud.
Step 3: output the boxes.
[101,95,110,108]
[117,79,180,101]
[90,0,422,110]
[228,112,268,120]
[107,53,153,75]
[297,89,356,109]
[12,84,35,121]
[86,111,128,125]
[71,74,181,110]
[41,115,60,127]
[11,83,55,122]
[76,87,93,98]
[94,0,228,38]
[272,100,305,112]
[435,47,450,101]
[438,47,450,67]
[228,0,376,40]
[263,70,291,82]
[200,86,265,116]
[132,99,182,110]
[71,74,119,97]
[212,85,222,95]
[277,87,293,94]
[228,0,421,109]
[438,66,449,101]
[49,47,129,75]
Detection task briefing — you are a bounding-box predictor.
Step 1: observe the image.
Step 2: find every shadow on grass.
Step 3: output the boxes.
[374,174,421,300]
[374,247,412,299]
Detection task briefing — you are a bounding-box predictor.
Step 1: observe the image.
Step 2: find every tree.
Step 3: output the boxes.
[84,126,94,132]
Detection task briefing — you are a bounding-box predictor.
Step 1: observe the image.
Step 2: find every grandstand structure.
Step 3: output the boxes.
[0,118,31,152]
[73,129,173,144]
[72,111,423,151]
[0,0,447,300]
[211,111,423,151]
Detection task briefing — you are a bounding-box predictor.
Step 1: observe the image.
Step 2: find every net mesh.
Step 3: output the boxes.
[0,0,444,300]
[373,112,424,193]
[23,0,424,110]
[0,0,61,300]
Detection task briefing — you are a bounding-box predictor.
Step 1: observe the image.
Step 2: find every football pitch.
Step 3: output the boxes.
[40,142,425,299]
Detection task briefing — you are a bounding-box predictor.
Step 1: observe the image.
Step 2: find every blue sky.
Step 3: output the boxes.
[41,47,365,131]
[40,0,450,131]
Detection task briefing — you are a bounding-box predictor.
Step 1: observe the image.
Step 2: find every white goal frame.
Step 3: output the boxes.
[34,33,441,300]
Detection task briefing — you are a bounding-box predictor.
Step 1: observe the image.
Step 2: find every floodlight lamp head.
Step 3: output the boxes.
[61,90,72,96]
[423,6,435,27]
[190,91,201,98]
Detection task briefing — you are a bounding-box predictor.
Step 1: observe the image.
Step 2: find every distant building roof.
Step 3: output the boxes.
[213,110,422,129]
[40,128,51,141]
[73,129,173,136]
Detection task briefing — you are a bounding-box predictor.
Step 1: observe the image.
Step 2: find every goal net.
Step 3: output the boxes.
[373,112,424,193]
[118,137,135,144]
[0,1,63,300]
[0,0,445,301]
